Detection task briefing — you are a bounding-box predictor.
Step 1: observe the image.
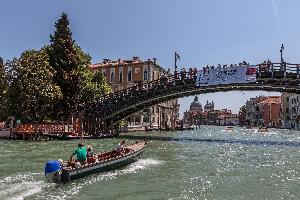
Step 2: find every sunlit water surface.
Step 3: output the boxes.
[0,126,299,200]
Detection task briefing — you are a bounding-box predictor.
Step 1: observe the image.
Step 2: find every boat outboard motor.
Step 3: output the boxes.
[44,160,62,183]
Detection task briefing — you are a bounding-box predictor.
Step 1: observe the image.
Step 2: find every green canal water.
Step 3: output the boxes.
[0,126,299,200]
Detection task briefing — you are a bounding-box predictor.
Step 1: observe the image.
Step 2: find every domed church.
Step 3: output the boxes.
[183,96,203,125]
[189,96,203,113]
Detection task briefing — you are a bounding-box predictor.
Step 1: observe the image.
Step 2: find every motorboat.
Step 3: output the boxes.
[225,126,234,131]
[257,127,268,133]
[44,141,147,183]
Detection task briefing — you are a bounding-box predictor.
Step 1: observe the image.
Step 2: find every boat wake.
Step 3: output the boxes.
[122,158,164,173]
[33,158,164,200]
[0,172,51,200]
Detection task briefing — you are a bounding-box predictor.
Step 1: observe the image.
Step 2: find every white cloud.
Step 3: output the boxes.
[271,0,281,29]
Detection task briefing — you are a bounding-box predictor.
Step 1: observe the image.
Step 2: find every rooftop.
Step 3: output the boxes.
[259,96,281,105]
[90,57,168,73]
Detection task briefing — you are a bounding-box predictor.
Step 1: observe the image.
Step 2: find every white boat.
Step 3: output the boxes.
[225,126,234,131]
[257,127,268,133]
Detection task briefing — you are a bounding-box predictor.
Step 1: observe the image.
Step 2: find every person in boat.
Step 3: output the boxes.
[86,146,94,158]
[116,140,126,153]
[70,143,87,165]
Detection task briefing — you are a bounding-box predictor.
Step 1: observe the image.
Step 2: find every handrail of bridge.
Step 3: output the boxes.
[95,62,300,103]
[82,62,300,125]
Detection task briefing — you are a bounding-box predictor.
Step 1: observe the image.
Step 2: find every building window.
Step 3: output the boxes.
[128,66,132,82]
[119,67,123,83]
[110,68,115,83]
[143,65,148,81]
[135,67,140,74]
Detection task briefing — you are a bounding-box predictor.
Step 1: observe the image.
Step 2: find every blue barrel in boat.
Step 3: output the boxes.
[44,160,61,175]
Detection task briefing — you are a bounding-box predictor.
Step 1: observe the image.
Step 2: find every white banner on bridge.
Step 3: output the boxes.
[196,65,256,86]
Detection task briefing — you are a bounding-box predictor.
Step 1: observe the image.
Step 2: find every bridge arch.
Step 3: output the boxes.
[81,62,300,133]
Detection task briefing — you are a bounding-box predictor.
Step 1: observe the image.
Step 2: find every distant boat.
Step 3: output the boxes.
[225,126,234,131]
[257,127,268,133]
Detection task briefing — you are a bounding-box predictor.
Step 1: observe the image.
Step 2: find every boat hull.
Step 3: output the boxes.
[61,150,142,183]
[58,142,146,183]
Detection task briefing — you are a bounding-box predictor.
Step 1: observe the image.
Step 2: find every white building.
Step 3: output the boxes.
[281,93,291,129]
[288,94,300,129]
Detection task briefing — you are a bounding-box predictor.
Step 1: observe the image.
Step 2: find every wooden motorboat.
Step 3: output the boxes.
[44,141,147,183]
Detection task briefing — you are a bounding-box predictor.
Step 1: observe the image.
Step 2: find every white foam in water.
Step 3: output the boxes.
[122,158,164,173]
[34,158,164,200]
[0,172,51,200]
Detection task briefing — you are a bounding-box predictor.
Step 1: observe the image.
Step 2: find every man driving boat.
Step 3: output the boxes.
[70,143,87,166]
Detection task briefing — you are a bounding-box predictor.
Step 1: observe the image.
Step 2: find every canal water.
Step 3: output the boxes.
[0,126,299,200]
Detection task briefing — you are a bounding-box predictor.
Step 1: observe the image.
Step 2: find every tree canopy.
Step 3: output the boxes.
[1,12,111,123]
[0,57,9,120]
[48,12,95,120]
[7,48,62,122]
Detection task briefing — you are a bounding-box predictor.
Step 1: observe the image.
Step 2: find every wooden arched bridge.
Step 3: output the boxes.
[81,62,300,133]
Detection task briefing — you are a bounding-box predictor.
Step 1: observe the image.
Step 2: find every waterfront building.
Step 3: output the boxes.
[216,109,239,126]
[183,98,238,126]
[91,57,179,131]
[204,100,214,112]
[238,106,246,126]
[288,94,300,129]
[245,96,281,127]
[281,93,291,129]
[258,96,282,128]
[183,96,203,125]
[245,96,267,127]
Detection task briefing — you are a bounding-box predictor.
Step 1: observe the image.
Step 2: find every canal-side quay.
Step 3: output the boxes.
[0,126,299,200]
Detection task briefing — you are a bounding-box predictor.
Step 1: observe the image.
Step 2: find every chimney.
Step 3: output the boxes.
[132,56,139,61]
[103,58,111,63]
[153,58,157,64]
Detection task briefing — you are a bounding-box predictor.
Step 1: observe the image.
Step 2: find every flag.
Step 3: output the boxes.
[246,67,256,75]
[175,52,180,61]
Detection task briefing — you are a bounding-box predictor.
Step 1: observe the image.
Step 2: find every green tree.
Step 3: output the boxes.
[0,57,9,120]
[7,48,62,122]
[48,13,93,120]
[239,105,247,126]
[81,70,112,102]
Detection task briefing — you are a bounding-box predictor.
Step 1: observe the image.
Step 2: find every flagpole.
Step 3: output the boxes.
[175,51,177,71]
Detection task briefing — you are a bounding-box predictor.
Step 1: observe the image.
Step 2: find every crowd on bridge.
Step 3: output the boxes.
[200,60,250,72]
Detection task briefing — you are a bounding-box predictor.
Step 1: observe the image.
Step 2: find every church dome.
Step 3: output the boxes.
[204,100,214,111]
[190,96,202,110]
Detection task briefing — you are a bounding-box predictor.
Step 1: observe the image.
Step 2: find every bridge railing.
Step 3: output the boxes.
[83,62,300,127]
[13,124,74,135]
[257,62,300,79]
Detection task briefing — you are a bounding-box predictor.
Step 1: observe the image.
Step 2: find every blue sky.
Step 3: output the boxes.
[2,0,299,115]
